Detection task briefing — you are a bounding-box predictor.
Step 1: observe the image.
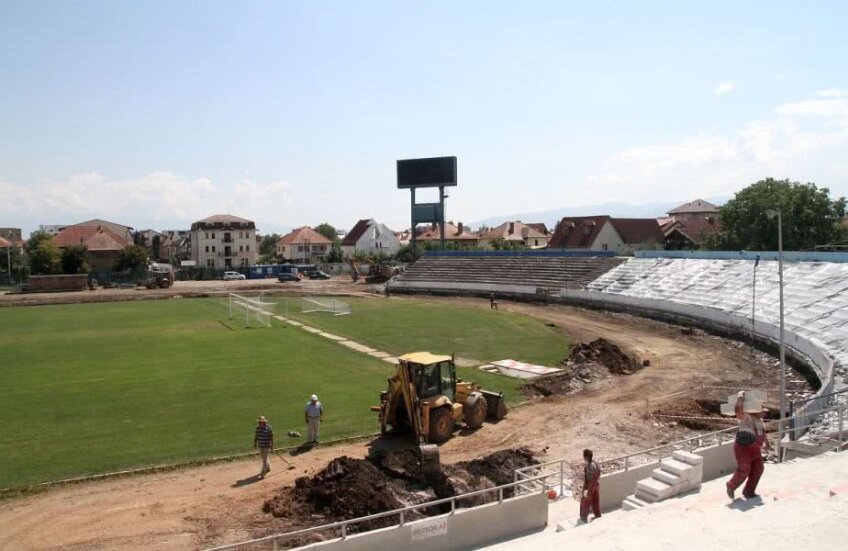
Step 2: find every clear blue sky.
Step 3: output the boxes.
[1,1,846,235]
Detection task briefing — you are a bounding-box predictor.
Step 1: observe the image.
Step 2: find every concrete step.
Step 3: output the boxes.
[659,458,693,477]
[636,478,674,501]
[652,468,682,488]
[621,494,651,511]
[673,450,704,466]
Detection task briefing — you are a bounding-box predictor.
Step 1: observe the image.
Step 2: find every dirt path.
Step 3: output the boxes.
[0,296,796,550]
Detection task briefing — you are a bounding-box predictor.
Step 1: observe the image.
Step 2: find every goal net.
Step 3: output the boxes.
[302,296,351,316]
[229,292,276,328]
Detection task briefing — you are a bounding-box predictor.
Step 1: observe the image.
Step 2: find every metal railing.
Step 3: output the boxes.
[204,472,553,551]
[513,424,741,496]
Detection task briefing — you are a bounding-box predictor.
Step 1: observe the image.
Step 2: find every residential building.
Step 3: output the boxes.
[478,221,550,249]
[36,224,69,237]
[160,230,191,262]
[52,221,133,270]
[277,227,332,263]
[136,229,165,260]
[548,216,664,253]
[661,218,722,249]
[415,222,479,248]
[666,199,720,222]
[0,228,25,248]
[340,219,400,258]
[190,214,257,269]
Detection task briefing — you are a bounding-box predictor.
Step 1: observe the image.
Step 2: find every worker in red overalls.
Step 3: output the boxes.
[726,391,773,499]
[580,448,601,522]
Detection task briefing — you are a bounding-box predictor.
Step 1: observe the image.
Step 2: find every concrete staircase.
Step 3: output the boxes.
[622,450,703,511]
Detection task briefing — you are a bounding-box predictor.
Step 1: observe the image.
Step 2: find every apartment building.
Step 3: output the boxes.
[190,214,257,269]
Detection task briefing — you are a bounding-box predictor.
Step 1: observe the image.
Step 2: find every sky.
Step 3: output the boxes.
[1,1,847,236]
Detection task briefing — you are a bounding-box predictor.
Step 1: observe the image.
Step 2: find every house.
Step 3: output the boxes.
[661,218,721,249]
[0,228,25,249]
[190,214,257,269]
[478,221,550,249]
[666,199,720,222]
[548,216,664,253]
[160,230,191,263]
[340,219,400,258]
[415,222,479,247]
[277,227,333,263]
[52,221,133,270]
[136,229,165,260]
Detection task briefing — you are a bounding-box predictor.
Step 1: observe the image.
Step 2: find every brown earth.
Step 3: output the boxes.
[0,295,809,550]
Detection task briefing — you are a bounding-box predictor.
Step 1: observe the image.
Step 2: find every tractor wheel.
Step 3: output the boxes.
[429,406,454,444]
[464,395,488,429]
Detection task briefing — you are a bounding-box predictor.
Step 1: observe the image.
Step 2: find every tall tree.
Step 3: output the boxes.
[704,178,846,251]
[258,233,281,257]
[61,245,90,274]
[314,223,339,243]
[28,240,61,275]
[115,245,149,271]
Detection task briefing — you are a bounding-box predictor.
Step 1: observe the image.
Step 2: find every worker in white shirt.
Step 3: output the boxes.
[305,394,324,444]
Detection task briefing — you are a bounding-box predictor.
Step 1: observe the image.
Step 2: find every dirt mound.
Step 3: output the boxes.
[261,448,538,538]
[651,398,734,431]
[569,338,642,374]
[521,339,641,397]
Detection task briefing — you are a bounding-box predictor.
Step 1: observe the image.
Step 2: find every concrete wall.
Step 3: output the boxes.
[296,492,548,551]
[27,274,88,292]
[598,442,736,511]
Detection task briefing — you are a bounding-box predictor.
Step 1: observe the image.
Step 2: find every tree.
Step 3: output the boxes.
[259,233,281,257]
[151,235,161,261]
[703,178,847,251]
[28,240,61,275]
[393,244,420,263]
[115,245,149,271]
[61,245,90,274]
[326,244,344,263]
[314,223,339,243]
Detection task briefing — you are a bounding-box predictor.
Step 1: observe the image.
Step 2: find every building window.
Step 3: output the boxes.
[246,245,250,252]
[239,245,243,252]
[211,233,215,239]
[205,245,209,253]
[212,246,216,252]
[602,243,608,251]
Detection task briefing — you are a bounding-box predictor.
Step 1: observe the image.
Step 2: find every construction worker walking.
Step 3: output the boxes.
[253,416,274,478]
[305,394,324,444]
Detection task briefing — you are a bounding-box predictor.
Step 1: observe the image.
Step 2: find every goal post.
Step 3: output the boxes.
[301,296,351,316]
[228,292,276,328]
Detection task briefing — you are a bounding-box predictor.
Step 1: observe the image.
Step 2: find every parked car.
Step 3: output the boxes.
[223,271,246,280]
[307,270,331,280]
[278,272,302,282]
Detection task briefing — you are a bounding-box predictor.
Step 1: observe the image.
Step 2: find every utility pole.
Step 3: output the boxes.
[767,209,786,461]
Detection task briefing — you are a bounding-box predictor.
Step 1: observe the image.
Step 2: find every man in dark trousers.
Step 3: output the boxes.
[253,415,274,478]
[580,448,601,522]
[489,292,498,309]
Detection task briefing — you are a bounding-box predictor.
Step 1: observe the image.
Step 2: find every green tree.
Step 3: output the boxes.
[326,244,344,263]
[115,245,149,271]
[258,233,281,257]
[0,246,25,282]
[28,241,61,275]
[314,223,339,243]
[704,178,847,251]
[151,235,161,261]
[393,244,420,263]
[60,245,90,274]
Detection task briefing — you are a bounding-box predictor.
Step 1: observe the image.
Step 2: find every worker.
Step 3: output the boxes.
[253,415,274,478]
[579,448,601,522]
[305,394,324,444]
[726,391,772,499]
[489,292,498,310]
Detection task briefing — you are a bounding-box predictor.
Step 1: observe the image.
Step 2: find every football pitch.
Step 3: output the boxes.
[0,296,569,488]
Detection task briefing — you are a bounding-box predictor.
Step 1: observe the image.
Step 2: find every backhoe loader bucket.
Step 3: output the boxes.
[481,390,508,420]
[419,444,441,475]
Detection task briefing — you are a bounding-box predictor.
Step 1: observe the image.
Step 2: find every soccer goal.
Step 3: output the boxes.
[302,296,351,316]
[229,292,276,328]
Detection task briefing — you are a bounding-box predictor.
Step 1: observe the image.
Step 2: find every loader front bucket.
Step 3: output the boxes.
[419,444,441,475]
[481,390,508,421]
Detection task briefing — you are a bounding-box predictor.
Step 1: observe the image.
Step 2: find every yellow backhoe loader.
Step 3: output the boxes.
[371,352,507,472]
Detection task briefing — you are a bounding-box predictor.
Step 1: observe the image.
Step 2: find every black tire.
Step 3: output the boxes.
[429,406,454,444]
[465,395,488,429]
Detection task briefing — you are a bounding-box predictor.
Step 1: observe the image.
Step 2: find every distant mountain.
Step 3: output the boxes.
[470,197,728,230]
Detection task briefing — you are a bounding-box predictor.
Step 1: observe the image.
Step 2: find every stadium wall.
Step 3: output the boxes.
[298,491,548,551]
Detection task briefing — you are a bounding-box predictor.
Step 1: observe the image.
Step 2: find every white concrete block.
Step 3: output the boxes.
[652,468,682,488]
[659,458,692,477]
[637,478,674,500]
[673,450,704,466]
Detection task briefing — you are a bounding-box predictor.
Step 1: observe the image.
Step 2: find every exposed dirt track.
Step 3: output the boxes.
[0,293,799,550]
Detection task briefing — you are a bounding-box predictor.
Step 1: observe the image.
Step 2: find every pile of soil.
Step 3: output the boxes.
[651,398,735,431]
[262,447,538,538]
[521,338,642,397]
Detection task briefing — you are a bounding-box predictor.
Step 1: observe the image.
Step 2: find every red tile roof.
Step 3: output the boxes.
[608,218,665,245]
[0,236,10,248]
[417,223,478,241]
[548,216,611,248]
[52,225,130,251]
[663,218,722,244]
[667,199,720,215]
[278,227,333,245]
[341,219,372,247]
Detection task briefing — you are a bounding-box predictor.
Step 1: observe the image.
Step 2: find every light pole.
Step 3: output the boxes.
[5,231,11,285]
[766,209,785,461]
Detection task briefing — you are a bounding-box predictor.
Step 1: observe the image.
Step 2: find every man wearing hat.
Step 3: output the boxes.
[253,415,274,478]
[305,394,324,444]
[726,391,772,499]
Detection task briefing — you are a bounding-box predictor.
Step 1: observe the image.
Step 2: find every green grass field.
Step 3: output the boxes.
[0,296,569,488]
